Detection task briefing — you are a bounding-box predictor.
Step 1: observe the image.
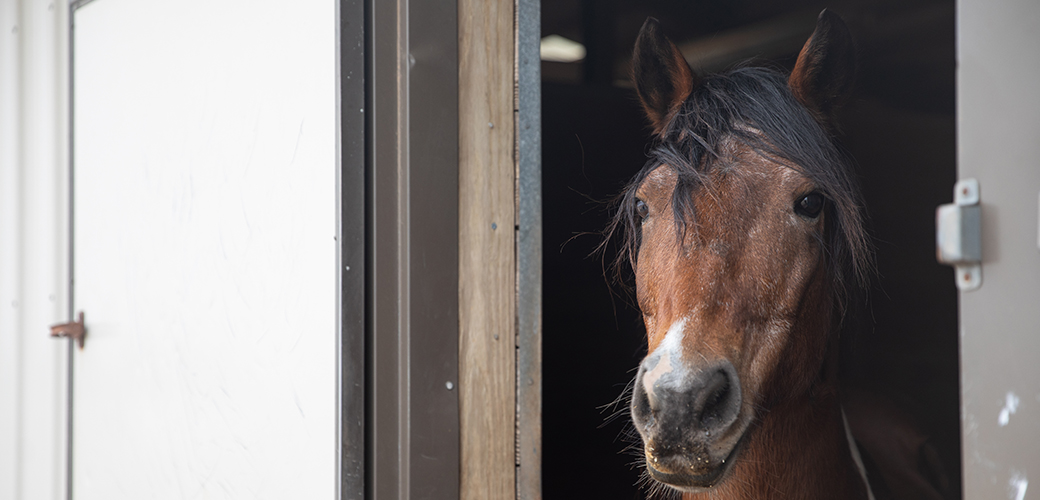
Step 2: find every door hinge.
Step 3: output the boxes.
[936,178,982,291]
[51,311,86,349]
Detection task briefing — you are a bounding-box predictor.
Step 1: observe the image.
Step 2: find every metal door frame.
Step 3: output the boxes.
[339,0,366,497]
[366,0,461,497]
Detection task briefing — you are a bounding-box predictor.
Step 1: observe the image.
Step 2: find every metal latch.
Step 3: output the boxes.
[936,179,982,291]
[51,311,86,349]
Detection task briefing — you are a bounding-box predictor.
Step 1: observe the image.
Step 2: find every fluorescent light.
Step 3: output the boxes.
[540,35,586,63]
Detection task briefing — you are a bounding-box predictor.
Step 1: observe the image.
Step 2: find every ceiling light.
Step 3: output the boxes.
[540,35,586,63]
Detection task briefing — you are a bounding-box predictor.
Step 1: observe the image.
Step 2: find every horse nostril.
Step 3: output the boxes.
[692,364,741,433]
[696,371,731,427]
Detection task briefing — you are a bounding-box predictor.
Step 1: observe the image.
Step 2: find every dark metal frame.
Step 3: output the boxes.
[366,0,461,498]
[516,0,542,498]
[339,0,366,498]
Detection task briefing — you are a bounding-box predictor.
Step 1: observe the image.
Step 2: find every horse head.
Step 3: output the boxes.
[615,11,873,497]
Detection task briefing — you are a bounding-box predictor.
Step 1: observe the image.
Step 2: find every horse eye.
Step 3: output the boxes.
[795,193,825,218]
[635,200,649,220]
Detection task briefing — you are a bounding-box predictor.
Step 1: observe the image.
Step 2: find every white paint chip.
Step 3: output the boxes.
[999,392,1021,427]
[1010,472,1028,500]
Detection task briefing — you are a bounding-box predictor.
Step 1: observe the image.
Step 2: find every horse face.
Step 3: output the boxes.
[630,150,832,490]
[626,13,855,492]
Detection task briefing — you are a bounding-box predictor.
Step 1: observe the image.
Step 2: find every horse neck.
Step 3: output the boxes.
[683,387,870,500]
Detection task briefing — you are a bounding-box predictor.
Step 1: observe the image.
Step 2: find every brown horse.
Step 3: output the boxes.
[609,11,877,499]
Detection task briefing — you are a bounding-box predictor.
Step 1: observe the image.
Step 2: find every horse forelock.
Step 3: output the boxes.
[604,65,873,315]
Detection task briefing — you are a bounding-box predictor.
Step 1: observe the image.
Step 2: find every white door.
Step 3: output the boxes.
[957,0,1040,498]
[71,0,338,497]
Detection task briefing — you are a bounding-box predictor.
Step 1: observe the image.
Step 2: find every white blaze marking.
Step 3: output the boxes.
[642,318,687,401]
[659,317,686,356]
[999,392,1020,427]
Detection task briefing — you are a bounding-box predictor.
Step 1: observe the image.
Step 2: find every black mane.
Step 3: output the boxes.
[605,65,873,306]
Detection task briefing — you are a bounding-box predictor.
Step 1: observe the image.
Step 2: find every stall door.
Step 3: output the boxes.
[957,0,1040,498]
[71,0,337,497]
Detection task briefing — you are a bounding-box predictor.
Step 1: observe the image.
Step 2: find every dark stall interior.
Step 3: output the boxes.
[540,0,959,498]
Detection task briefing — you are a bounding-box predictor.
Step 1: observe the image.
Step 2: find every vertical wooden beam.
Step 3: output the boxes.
[458,0,516,497]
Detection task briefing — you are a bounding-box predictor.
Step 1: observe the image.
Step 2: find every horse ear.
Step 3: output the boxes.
[788,10,855,127]
[632,17,698,136]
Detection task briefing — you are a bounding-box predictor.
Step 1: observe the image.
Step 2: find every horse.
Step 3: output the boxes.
[606,10,878,499]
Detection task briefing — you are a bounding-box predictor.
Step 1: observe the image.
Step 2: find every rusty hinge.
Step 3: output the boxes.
[51,311,86,349]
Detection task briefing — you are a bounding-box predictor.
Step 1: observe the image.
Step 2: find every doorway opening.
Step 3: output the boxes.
[540,1,959,498]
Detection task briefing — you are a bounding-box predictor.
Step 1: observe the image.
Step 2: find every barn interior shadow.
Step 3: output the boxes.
[541,1,960,498]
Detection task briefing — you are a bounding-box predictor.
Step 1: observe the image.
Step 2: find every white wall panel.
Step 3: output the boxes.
[0,1,70,499]
[0,0,21,494]
[958,0,1040,497]
[71,0,337,497]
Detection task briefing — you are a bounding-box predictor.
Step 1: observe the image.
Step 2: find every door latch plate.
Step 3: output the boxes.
[936,178,982,291]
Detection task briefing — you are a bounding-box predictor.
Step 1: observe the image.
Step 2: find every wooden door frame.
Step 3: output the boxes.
[457,0,542,497]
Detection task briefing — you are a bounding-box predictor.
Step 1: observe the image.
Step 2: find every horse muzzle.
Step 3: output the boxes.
[631,353,746,490]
